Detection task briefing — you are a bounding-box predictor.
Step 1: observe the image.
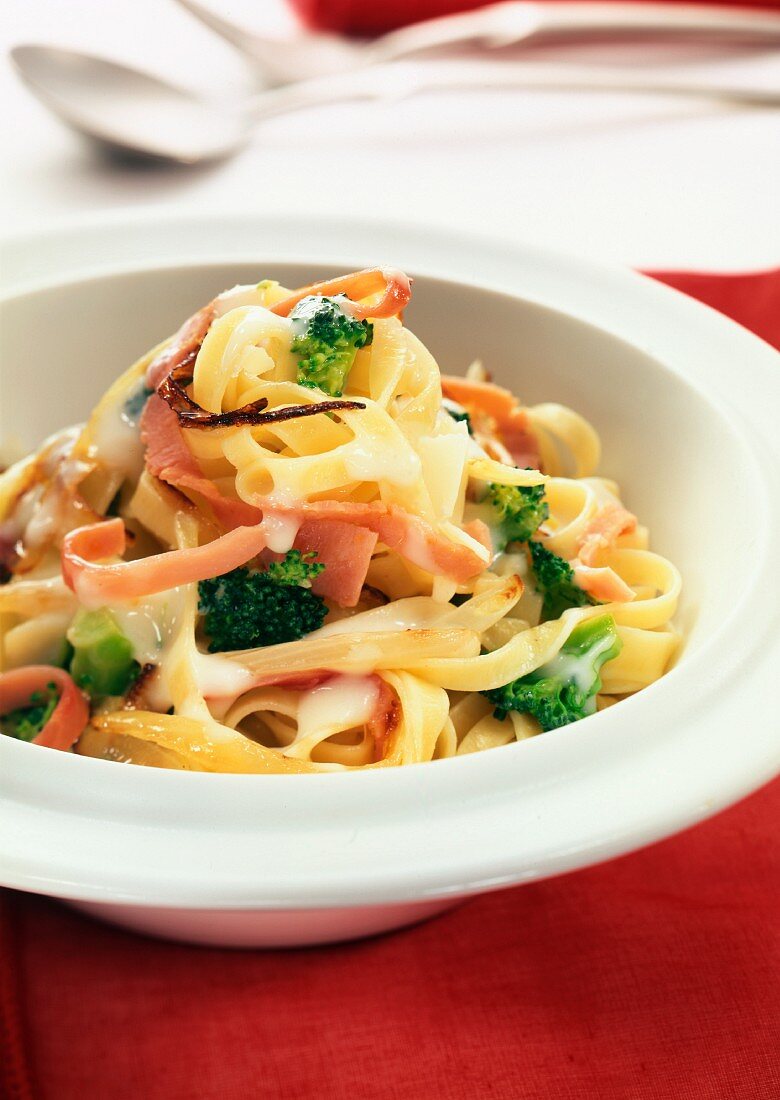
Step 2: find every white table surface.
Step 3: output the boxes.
[1,0,779,271]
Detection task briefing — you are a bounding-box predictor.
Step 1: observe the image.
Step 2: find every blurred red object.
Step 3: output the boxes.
[291,0,780,37]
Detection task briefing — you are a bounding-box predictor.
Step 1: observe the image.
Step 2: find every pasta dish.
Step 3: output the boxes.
[0,268,681,772]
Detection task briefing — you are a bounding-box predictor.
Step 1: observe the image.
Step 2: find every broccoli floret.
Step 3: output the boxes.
[68,609,140,697]
[484,614,621,731]
[529,539,595,621]
[488,481,549,548]
[291,295,373,396]
[266,549,324,587]
[198,550,327,652]
[1,682,59,741]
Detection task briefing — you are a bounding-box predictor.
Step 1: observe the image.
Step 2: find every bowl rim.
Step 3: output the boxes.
[1,212,779,910]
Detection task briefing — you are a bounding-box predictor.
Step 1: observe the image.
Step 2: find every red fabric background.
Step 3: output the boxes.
[1,269,779,1100]
[292,0,780,37]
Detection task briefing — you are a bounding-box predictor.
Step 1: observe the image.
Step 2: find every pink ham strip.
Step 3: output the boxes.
[280,500,489,585]
[145,304,215,390]
[573,562,635,604]
[144,268,410,396]
[441,375,541,469]
[61,518,267,604]
[270,268,411,322]
[141,395,262,529]
[143,399,376,602]
[293,519,378,608]
[576,502,638,567]
[0,666,89,752]
[142,396,490,587]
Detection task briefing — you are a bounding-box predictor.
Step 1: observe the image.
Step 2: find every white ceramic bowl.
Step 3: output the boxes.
[1,214,778,947]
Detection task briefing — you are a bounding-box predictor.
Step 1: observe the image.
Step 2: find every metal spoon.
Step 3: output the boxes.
[11,44,780,167]
[176,0,780,87]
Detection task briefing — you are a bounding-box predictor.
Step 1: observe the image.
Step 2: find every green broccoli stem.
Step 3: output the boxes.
[560,614,618,663]
[483,614,622,731]
[67,609,139,698]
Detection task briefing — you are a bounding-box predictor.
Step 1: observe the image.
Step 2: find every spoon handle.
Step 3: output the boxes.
[244,61,780,123]
[370,2,780,62]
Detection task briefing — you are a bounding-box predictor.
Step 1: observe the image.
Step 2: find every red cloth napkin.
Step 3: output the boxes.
[292,0,780,37]
[1,270,779,1100]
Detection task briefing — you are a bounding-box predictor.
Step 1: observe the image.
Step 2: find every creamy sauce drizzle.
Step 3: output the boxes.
[260,511,301,554]
[295,674,380,741]
[193,652,256,699]
[110,590,183,665]
[344,440,420,488]
[88,382,149,485]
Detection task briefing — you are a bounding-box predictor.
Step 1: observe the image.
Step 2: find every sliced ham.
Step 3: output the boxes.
[142,397,489,587]
[0,665,89,752]
[576,502,638,566]
[61,517,268,606]
[270,268,411,322]
[141,395,262,530]
[145,268,411,400]
[572,562,635,604]
[441,375,541,469]
[137,269,488,595]
[275,499,489,584]
[294,519,378,608]
[442,376,520,423]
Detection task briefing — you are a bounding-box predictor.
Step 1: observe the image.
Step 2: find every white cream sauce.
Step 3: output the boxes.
[193,652,256,700]
[110,589,184,665]
[260,510,301,554]
[88,383,148,485]
[344,441,421,488]
[543,631,617,696]
[295,674,380,740]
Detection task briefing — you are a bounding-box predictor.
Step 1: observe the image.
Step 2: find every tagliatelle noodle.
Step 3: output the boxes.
[526,403,601,478]
[0,269,683,770]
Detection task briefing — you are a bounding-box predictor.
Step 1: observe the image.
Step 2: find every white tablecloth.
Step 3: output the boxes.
[2,0,779,269]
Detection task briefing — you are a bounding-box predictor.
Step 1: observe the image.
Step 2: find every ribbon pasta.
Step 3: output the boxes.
[0,269,681,771]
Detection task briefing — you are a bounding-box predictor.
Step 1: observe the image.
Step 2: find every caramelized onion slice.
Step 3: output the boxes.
[156,351,364,429]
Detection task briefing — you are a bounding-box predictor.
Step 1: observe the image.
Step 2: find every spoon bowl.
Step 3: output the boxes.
[11,45,248,163]
[11,41,780,167]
